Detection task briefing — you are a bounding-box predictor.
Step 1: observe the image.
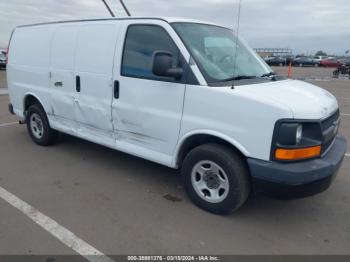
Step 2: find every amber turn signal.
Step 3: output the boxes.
[275,145,321,161]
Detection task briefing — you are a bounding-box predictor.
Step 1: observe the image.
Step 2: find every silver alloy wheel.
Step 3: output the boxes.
[30,113,44,139]
[191,160,230,203]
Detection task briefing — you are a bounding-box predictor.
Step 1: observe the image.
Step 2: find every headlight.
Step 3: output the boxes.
[272,121,323,161]
[276,123,303,146]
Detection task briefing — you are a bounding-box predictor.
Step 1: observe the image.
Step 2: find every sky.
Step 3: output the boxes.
[0,0,349,55]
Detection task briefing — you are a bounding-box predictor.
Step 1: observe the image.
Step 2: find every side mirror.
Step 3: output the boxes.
[152,51,183,80]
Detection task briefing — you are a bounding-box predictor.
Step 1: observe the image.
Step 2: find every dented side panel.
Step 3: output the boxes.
[49,25,79,130]
[111,20,189,157]
[73,23,121,139]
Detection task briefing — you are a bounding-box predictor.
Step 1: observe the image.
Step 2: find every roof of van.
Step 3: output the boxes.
[16,16,227,29]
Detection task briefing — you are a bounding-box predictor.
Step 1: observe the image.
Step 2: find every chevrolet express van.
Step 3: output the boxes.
[7,17,347,214]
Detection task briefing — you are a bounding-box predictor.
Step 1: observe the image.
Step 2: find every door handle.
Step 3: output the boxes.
[114,80,119,99]
[54,81,63,87]
[76,75,81,92]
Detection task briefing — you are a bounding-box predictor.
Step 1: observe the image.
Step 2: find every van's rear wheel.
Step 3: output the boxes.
[182,144,251,214]
[26,104,58,146]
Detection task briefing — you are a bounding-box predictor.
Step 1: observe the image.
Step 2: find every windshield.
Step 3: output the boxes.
[172,23,271,84]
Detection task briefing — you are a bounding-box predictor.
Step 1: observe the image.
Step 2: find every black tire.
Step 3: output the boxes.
[26,104,58,146]
[182,143,251,215]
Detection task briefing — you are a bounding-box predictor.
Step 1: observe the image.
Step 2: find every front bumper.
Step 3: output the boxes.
[248,134,347,199]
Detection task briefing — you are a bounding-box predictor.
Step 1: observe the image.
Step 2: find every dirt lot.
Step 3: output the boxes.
[0,68,349,258]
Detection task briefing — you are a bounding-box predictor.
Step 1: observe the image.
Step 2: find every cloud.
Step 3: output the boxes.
[0,0,349,55]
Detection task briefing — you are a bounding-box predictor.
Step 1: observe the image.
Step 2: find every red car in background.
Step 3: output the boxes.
[320,59,343,68]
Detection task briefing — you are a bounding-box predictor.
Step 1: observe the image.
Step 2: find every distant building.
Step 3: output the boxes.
[254,48,293,58]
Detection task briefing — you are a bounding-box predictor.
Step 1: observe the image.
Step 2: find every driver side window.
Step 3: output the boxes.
[121,24,180,82]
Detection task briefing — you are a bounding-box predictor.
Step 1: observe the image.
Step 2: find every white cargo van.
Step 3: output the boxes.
[7,17,347,214]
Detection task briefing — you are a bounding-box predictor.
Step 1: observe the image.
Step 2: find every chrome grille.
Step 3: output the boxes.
[321,110,340,154]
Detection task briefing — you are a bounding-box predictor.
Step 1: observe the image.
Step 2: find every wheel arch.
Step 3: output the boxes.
[23,93,46,114]
[173,130,249,168]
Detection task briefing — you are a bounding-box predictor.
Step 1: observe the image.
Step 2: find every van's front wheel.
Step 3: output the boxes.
[182,144,251,214]
[26,104,58,146]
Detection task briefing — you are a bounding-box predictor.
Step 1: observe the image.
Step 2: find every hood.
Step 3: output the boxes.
[235,79,338,120]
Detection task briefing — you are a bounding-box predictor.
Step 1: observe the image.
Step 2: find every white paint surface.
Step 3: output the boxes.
[0,186,114,262]
[6,18,341,165]
[346,153,350,157]
[341,113,350,116]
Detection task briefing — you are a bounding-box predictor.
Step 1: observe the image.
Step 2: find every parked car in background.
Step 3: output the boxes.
[0,50,6,70]
[320,59,343,68]
[313,55,328,63]
[264,56,286,66]
[339,58,350,66]
[292,57,318,67]
[285,55,294,66]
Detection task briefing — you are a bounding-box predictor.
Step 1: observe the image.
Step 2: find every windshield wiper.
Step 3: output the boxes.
[220,75,257,82]
[261,72,277,78]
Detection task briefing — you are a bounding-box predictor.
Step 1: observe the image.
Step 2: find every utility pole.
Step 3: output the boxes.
[119,0,131,16]
[101,0,116,17]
